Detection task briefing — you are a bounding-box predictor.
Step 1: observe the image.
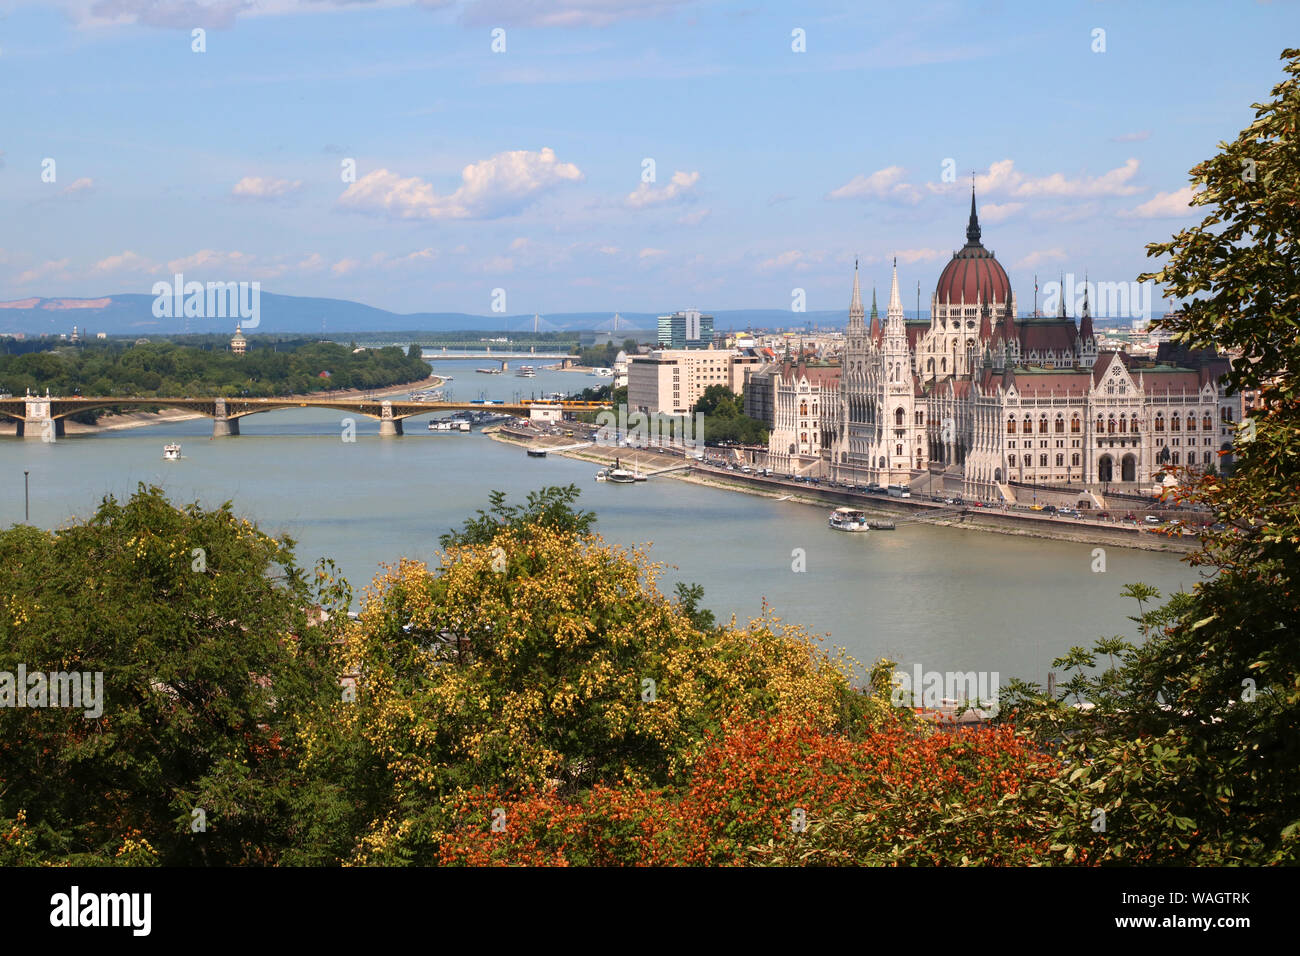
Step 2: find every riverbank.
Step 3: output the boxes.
[487,425,1198,555]
[3,374,445,436]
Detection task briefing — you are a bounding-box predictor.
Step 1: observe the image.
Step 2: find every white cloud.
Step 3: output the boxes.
[1015,248,1067,270]
[91,251,157,275]
[462,0,692,28]
[677,207,710,226]
[638,248,667,259]
[509,237,533,251]
[1119,186,1200,219]
[166,249,257,273]
[61,177,94,196]
[979,202,1023,223]
[894,248,944,265]
[626,170,700,209]
[337,147,582,220]
[969,158,1142,199]
[1111,130,1151,143]
[297,253,326,271]
[17,259,71,284]
[232,176,303,199]
[827,166,920,204]
[331,258,360,276]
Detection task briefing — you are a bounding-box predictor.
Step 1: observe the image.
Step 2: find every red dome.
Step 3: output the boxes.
[934,192,1011,305]
[935,248,1011,304]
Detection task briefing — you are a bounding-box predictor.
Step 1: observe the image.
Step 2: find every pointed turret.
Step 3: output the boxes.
[978,290,993,340]
[1057,274,1067,319]
[888,257,903,315]
[965,182,981,246]
[849,258,864,329]
[869,286,881,343]
[1079,273,1094,340]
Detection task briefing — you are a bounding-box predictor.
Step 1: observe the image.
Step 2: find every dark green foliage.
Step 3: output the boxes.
[438,485,597,549]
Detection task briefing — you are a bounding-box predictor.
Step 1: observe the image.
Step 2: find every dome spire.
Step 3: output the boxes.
[966,175,981,245]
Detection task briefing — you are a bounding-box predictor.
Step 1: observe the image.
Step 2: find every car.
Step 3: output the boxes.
[1096,511,1111,519]
[973,501,984,508]
[1144,515,1162,525]
[1042,505,1058,514]
[1123,513,1137,522]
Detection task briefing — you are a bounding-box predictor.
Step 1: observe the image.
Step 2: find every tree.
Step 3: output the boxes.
[0,486,344,865]
[998,49,1300,865]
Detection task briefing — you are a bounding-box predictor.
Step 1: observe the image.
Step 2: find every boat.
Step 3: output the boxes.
[594,469,609,482]
[516,365,536,378]
[527,448,547,458]
[606,457,638,483]
[828,507,870,532]
[589,367,614,377]
[163,443,182,461]
[476,367,503,375]
[429,419,471,432]
[868,519,896,531]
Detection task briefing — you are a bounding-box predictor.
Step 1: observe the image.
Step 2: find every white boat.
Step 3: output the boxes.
[828,507,870,532]
[516,365,536,378]
[429,419,469,432]
[162,443,182,461]
[605,456,645,483]
[589,367,614,377]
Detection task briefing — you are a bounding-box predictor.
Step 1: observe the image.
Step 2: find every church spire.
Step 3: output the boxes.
[869,285,880,342]
[966,177,981,246]
[1079,271,1094,340]
[1057,273,1067,318]
[888,256,902,313]
[849,257,864,328]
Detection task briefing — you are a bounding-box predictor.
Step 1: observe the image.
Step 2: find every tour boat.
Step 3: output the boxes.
[516,365,536,377]
[429,419,470,432]
[594,469,609,482]
[527,448,547,458]
[589,367,614,377]
[162,443,182,461]
[475,367,503,375]
[605,456,639,483]
[828,507,870,532]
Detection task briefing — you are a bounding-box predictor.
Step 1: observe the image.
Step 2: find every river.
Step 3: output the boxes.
[2,359,1200,685]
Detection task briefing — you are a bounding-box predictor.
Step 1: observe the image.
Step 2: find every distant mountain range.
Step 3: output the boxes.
[0,292,850,338]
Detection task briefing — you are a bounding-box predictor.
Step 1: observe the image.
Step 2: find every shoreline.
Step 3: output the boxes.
[486,425,1197,555]
[3,375,444,436]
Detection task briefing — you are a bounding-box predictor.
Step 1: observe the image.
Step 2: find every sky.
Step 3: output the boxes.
[0,0,1296,319]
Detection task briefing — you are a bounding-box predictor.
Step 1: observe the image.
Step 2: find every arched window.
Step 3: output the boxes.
[1054,416,1064,434]
[927,359,935,373]
[1008,454,1016,466]
[1203,414,1213,430]
[1096,415,1104,433]
[1119,417,1127,433]
[895,407,905,427]
[1071,453,1080,466]
[915,411,924,426]
[1186,415,1197,431]
[800,401,808,416]
[1155,414,1165,432]
[896,444,903,456]
[1024,415,1033,433]
[1039,416,1048,434]
[1071,416,1081,433]
[1171,414,1181,432]
[1056,453,1064,467]
[1007,417,1017,434]
[1039,454,1048,467]
[1131,415,1140,433]
[1108,415,1116,434]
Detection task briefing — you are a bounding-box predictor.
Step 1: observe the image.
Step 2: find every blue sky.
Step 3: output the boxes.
[1,0,1295,318]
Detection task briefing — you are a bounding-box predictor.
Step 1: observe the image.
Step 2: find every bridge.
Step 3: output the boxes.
[0,395,611,439]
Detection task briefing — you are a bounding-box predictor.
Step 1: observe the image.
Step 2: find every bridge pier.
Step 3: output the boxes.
[211,398,240,438]
[378,400,403,437]
[16,399,62,440]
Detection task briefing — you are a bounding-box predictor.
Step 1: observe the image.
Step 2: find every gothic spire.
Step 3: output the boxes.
[869,285,880,342]
[1057,273,1067,318]
[888,256,902,313]
[1080,271,1094,340]
[966,178,981,245]
[849,257,864,328]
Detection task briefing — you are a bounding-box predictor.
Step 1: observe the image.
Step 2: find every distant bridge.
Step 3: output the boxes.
[0,395,611,439]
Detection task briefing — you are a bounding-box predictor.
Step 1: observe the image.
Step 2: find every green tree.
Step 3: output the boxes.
[0,486,344,865]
